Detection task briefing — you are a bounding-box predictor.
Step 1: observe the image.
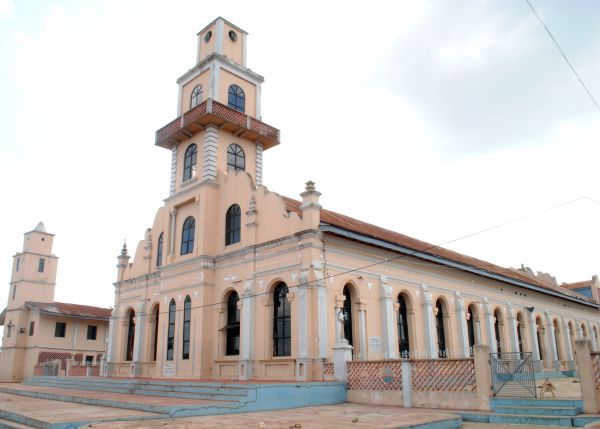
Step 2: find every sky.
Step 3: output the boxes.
[1,0,599,332]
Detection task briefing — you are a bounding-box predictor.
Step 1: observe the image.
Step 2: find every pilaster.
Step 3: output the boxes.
[506,303,519,354]
[380,276,398,359]
[561,315,574,362]
[483,298,497,354]
[454,292,469,358]
[239,279,254,380]
[169,146,177,196]
[420,285,436,358]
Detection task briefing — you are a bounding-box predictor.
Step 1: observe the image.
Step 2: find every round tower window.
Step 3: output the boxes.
[228,30,237,41]
[204,31,212,43]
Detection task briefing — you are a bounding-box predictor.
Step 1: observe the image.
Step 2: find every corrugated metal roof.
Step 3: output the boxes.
[25,301,111,320]
[282,196,594,305]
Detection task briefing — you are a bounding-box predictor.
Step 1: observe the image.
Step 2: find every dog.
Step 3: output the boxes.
[538,378,557,398]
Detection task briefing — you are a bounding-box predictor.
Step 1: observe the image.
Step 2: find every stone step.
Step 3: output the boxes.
[492,398,583,408]
[23,377,252,400]
[494,405,580,416]
[488,413,575,426]
[0,416,38,429]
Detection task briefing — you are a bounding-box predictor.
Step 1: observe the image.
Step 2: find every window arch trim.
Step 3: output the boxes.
[227,84,245,112]
[225,204,241,245]
[181,217,195,255]
[183,144,197,182]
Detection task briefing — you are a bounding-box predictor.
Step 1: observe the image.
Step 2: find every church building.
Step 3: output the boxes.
[0,223,110,382]
[107,17,600,382]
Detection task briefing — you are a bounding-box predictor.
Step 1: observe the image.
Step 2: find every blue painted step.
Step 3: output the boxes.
[489,413,575,426]
[494,405,579,416]
[492,397,583,409]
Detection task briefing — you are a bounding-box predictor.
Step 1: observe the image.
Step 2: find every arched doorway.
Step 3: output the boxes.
[226,291,240,356]
[125,309,135,362]
[273,282,291,357]
[342,285,355,348]
[149,303,159,361]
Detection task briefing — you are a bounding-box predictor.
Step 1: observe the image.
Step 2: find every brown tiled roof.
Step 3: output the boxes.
[562,280,592,290]
[25,301,111,320]
[282,197,594,305]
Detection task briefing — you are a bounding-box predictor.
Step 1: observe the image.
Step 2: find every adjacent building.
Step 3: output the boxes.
[105,17,600,382]
[0,222,110,382]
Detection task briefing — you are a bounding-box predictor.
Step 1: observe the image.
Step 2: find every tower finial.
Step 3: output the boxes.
[121,240,128,256]
[305,180,316,192]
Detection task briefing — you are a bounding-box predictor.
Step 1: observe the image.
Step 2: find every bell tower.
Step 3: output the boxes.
[155,17,280,197]
[7,222,58,310]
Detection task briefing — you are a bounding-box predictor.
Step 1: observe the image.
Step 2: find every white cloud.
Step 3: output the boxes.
[0,0,14,20]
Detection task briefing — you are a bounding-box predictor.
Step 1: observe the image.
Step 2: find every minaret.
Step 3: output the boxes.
[155,17,280,196]
[7,222,58,309]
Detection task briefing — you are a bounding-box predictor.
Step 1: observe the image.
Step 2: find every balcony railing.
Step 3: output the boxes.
[155,99,280,149]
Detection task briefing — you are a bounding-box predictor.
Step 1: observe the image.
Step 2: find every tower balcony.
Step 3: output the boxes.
[155,99,280,149]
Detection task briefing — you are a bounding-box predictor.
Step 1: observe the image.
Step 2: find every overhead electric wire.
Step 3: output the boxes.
[111,196,598,320]
[525,0,600,113]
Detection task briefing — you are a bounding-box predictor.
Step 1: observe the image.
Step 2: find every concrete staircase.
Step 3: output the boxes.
[0,376,346,428]
[460,398,600,427]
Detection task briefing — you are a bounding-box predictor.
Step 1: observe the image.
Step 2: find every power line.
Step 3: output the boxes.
[112,196,596,320]
[525,0,600,112]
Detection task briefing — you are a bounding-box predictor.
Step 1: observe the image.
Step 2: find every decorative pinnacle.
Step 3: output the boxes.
[121,240,128,256]
[305,180,316,192]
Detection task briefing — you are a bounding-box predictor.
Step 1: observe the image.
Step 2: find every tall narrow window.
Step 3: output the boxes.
[494,309,503,354]
[342,286,354,346]
[517,314,525,355]
[181,217,195,255]
[435,300,447,358]
[152,304,159,361]
[38,258,45,273]
[183,144,197,181]
[225,204,241,245]
[12,284,16,300]
[227,144,245,172]
[467,306,475,355]
[156,233,164,267]
[190,84,203,108]
[167,299,176,361]
[273,283,291,357]
[226,292,240,355]
[182,296,191,360]
[15,257,20,271]
[126,310,135,361]
[227,85,245,112]
[398,294,410,358]
[29,321,35,336]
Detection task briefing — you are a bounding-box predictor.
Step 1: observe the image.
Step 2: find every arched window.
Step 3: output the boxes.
[398,294,410,358]
[536,317,546,361]
[466,304,476,355]
[227,144,245,172]
[273,283,291,356]
[225,204,241,245]
[181,217,195,255]
[227,84,245,112]
[166,299,176,361]
[494,309,503,354]
[182,296,191,360]
[183,144,197,182]
[342,286,354,347]
[553,319,563,360]
[435,300,447,358]
[516,313,525,355]
[190,84,203,108]
[226,291,240,355]
[152,304,159,361]
[156,233,164,267]
[125,309,135,361]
